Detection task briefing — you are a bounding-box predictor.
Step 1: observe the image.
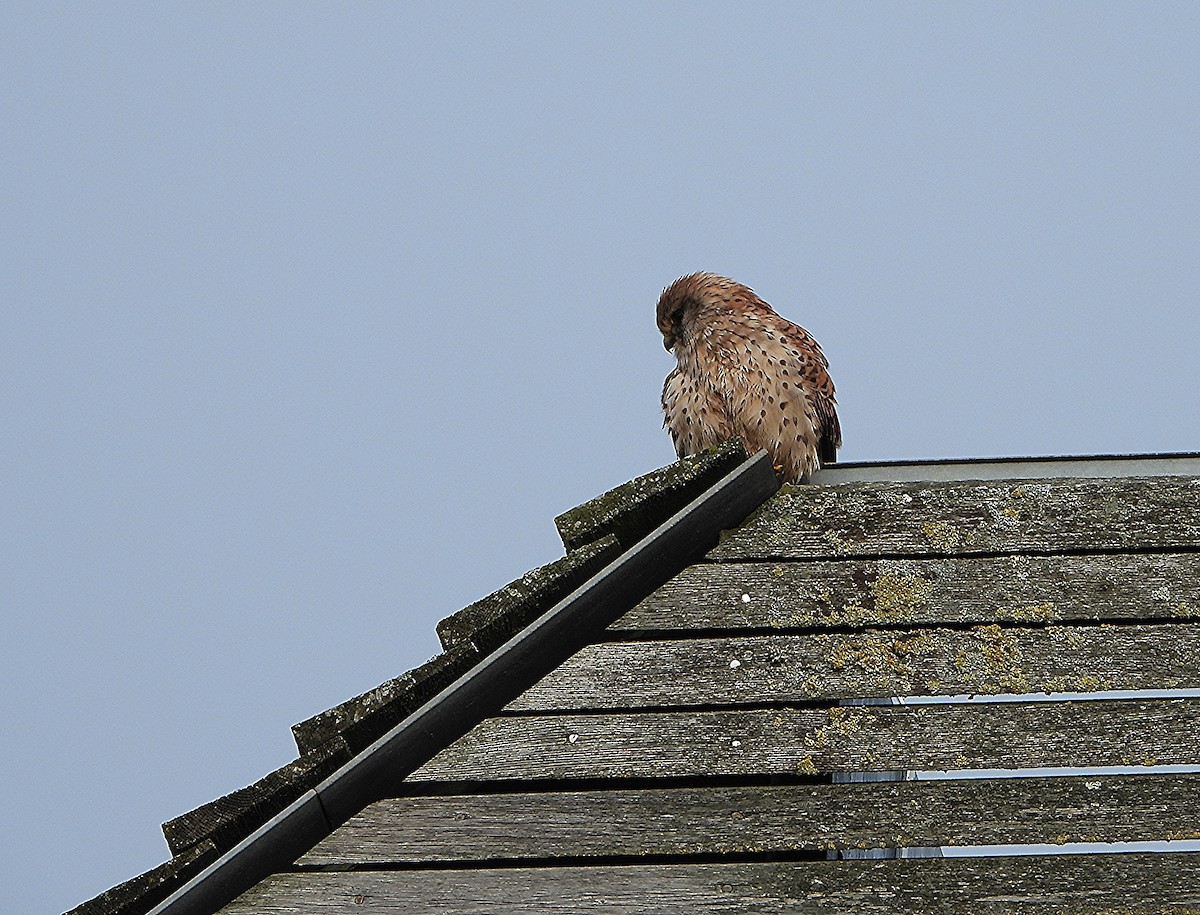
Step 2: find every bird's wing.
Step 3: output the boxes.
[724,316,839,478]
[781,319,840,465]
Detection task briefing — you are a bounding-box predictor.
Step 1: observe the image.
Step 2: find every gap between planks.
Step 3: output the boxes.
[219,852,1200,914]
[297,773,1200,868]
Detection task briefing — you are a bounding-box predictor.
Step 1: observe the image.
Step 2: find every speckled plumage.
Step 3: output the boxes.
[657,273,840,482]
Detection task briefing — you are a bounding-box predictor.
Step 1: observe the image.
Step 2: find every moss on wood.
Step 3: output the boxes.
[554,439,749,551]
[619,553,1200,632]
[64,840,217,915]
[709,475,1200,560]
[435,535,620,652]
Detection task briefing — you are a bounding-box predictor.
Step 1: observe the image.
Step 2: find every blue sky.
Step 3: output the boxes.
[3,4,1199,912]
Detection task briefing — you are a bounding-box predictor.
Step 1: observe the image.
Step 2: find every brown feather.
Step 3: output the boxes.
[657,273,840,482]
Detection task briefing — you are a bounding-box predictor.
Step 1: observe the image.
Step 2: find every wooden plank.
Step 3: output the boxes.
[707,476,1200,560]
[299,774,1200,865]
[407,699,1200,781]
[616,553,1200,632]
[223,853,1200,913]
[507,624,1200,710]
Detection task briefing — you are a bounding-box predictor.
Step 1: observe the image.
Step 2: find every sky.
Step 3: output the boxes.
[3,3,1199,912]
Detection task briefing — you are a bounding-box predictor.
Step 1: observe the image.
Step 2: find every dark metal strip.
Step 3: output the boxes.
[144,450,780,915]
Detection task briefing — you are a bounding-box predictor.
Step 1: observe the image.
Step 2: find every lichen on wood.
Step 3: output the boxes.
[617,553,1200,632]
[708,475,1200,560]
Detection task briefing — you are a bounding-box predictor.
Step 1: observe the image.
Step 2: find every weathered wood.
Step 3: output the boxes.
[299,774,1200,865]
[223,853,1200,913]
[554,438,754,551]
[67,840,218,915]
[616,553,1200,632]
[508,624,1200,710]
[708,476,1200,560]
[408,699,1200,781]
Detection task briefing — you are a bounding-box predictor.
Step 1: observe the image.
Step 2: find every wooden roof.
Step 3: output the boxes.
[71,445,1200,914]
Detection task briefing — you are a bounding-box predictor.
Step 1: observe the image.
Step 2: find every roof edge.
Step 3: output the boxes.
[554,439,748,550]
[814,451,1200,484]
[69,445,762,915]
[141,449,780,915]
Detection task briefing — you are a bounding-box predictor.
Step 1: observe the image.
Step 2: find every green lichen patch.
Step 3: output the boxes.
[950,625,1030,694]
[714,473,1200,560]
[1118,754,1162,767]
[869,568,935,617]
[801,705,872,753]
[996,601,1059,623]
[999,485,1033,524]
[823,630,943,693]
[1042,673,1114,694]
[794,754,818,775]
[820,529,857,555]
[921,519,963,552]
[1062,628,1087,649]
[763,565,937,631]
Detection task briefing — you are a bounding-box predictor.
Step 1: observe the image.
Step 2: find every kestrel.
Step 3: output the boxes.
[657,272,840,482]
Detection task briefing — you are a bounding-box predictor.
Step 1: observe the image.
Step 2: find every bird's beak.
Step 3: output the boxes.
[662,333,675,352]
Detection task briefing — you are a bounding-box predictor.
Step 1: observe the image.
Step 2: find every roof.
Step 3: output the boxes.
[69,445,1200,914]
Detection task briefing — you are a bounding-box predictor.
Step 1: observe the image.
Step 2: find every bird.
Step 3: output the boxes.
[657,272,840,483]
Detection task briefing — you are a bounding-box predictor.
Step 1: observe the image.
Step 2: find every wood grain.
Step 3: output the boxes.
[616,553,1200,632]
[708,476,1200,560]
[507,624,1200,709]
[408,699,1200,782]
[223,853,1200,913]
[299,774,1200,865]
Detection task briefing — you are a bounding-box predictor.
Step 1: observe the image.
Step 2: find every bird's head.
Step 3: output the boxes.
[656,272,762,351]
